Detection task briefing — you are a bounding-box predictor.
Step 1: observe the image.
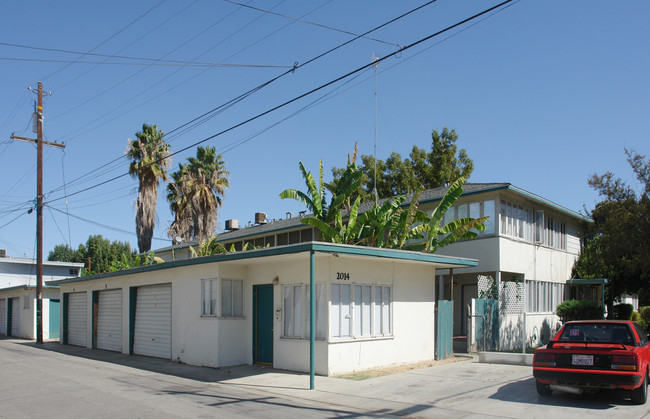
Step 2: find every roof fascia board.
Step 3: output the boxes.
[505,185,591,222]
[50,242,477,285]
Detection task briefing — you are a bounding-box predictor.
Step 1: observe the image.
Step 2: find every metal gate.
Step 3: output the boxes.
[0,298,6,335]
[436,300,453,360]
[471,299,499,352]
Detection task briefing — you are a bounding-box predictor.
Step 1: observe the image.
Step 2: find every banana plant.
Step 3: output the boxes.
[405,177,488,253]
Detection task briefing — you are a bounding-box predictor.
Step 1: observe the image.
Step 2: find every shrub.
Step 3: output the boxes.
[556,299,604,322]
[637,306,650,331]
[610,303,634,320]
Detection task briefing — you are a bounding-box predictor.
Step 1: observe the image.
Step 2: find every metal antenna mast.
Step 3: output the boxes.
[372,53,379,201]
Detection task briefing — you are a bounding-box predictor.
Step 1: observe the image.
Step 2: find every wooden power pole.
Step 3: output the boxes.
[11,81,64,344]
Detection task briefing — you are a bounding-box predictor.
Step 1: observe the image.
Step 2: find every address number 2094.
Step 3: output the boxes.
[336,272,350,281]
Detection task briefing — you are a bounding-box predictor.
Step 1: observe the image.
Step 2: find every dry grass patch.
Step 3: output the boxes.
[334,355,473,380]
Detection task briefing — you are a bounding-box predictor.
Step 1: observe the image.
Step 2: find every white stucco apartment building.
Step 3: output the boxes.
[157,183,589,349]
[50,242,476,375]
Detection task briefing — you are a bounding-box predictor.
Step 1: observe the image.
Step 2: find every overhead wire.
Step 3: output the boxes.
[42,0,167,82]
[45,0,514,207]
[46,204,169,242]
[0,57,293,68]
[0,40,279,66]
[51,1,199,94]
[223,0,399,47]
[54,0,274,140]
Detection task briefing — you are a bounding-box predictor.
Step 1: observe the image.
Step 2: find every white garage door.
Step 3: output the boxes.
[133,284,171,359]
[96,289,122,352]
[67,292,87,347]
[10,297,20,337]
[0,298,6,335]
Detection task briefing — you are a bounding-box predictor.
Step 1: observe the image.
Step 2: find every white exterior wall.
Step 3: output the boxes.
[326,261,436,375]
[498,237,578,283]
[0,259,83,288]
[0,287,59,340]
[57,250,445,376]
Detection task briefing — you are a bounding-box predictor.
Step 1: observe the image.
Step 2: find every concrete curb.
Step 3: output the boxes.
[478,351,533,366]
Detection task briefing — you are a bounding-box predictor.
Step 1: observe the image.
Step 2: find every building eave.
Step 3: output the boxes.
[48,242,477,285]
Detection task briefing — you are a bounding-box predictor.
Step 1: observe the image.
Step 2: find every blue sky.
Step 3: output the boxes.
[1,0,648,258]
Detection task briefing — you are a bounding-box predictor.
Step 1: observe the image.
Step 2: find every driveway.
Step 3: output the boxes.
[0,338,649,418]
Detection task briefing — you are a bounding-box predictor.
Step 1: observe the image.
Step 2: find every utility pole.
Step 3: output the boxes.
[11,81,64,344]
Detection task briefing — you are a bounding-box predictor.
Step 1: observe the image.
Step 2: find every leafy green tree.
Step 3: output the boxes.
[332,127,473,200]
[127,124,171,254]
[47,244,77,262]
[573,149,650,306]
[48,235,138,276]
[167,146,229,243]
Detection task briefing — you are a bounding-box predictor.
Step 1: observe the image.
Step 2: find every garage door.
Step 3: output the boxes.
[10,297,20,337]
[96,289,122,352]
[133,284,171,359]
[0,298,6,335]
[67,292,87,347]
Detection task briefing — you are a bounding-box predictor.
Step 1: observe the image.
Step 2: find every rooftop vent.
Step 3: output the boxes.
[255,212,267,224]
[299,210,306,217]
[225,219,239,231]
[286,212,293,219]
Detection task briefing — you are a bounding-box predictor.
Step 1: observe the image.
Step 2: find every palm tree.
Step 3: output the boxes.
[127,124,171,254]
[167,146,229,242]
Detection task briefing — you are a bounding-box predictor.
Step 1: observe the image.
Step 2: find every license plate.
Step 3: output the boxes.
[572,354,593,366]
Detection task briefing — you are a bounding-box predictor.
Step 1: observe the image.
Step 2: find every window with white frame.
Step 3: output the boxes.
[331,283,392,339]
[442,199,495,237]
[283,284,326,340]
[221,279,243,317]
[526,280,565,313]
[500,201,566,250]
[201,279,218,316]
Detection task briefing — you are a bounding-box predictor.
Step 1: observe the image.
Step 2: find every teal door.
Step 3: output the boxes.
[49,299,60,340]
[253,285,273,365]
[436,300,453,360]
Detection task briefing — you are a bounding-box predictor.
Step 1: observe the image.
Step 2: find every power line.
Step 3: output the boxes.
[45,0,514,207]
[224,0,399,47]
[45,0,418,194]
[42,0,167,81]
[52,0,276,135]
[0,41,279,66]
[46,204,169,242]
[0,57,292,68]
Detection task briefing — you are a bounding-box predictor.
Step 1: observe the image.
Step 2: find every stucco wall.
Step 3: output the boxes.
[56,250,446,376]
[0,287,59,339]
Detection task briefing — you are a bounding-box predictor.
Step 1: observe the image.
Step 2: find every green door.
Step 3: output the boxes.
[49,299,60,340]
[253,284,273,365]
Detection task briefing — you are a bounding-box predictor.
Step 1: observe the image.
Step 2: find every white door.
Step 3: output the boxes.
[96,289,122,352]
[10,297,20,337]
[133,284,171,359]
[67,292,87,347]
[0,298,6,335]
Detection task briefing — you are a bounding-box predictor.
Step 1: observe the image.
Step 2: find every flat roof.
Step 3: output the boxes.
[49,241,478,285]
[0,284,60,292]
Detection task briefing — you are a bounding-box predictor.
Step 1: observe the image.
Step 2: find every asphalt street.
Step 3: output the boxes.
[0,337,649,418]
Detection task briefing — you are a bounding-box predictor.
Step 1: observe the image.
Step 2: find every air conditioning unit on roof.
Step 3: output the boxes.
[225,219,239,231]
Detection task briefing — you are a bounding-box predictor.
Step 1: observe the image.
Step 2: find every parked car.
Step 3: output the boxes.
[533,320,650,404]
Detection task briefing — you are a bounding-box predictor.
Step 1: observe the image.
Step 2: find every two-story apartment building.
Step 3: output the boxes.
[155,183,589,350]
